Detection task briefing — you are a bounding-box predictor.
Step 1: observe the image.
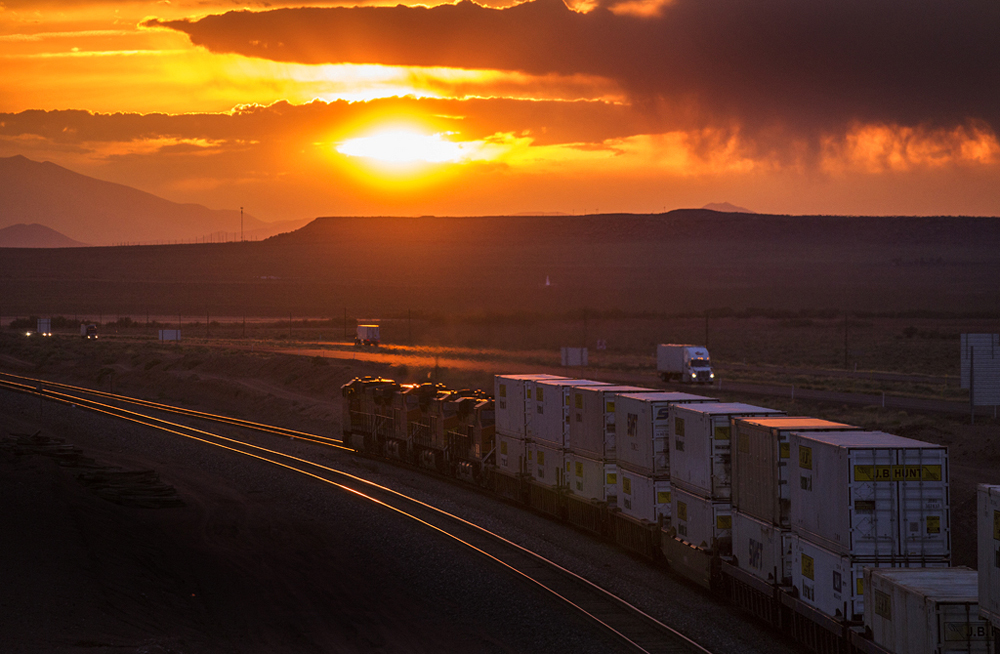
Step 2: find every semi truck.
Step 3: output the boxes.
[80,324,98,339]
[657,344,713,383]
[355,324,380,348]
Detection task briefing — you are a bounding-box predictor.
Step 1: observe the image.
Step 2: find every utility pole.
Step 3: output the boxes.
[241,206,244,242]
[844,311,849,369]
[408,309,412,344]
[344,308,347,341]
[705,312,709,348]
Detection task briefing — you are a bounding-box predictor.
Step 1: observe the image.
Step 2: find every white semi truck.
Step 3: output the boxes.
[355,324,380,348]
[657,344,714,383]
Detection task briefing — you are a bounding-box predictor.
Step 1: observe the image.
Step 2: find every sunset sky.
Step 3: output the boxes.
[1,0,998,223]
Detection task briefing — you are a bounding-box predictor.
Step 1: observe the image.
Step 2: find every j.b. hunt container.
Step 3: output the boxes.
[671,484,732,554]
[567,385,660,460]
[791,534,948,622]
[732,509,794,586]
[669,403,784,500]
[618,468,672,523]
[731,417,859,528]
[527,379,610,447]
[789,431,950,560]
[864,567,991,654]
[494,374,565,438]
[615,392,716,478]
[979,484,1000,630]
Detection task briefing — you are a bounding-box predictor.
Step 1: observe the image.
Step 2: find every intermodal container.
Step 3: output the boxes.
[528,379,610,447]
[528,441,565,489]
[789,430,950,560]
[565,452,607,502]
[618,468,672,524]
[567,385,659,460]
[669,403,784,500]
[733,509,794,586]
[672,484,733,554]
[979,484,1000,630]
[496,433,527,476]
[865,567,990,654]
[615,392,716,478]
[494,374,565,438]
[731,417,859,527]
[791,534,948,622]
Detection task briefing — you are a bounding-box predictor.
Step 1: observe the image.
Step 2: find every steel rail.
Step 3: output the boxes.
[0,378,714,654]
[0,370,343,447]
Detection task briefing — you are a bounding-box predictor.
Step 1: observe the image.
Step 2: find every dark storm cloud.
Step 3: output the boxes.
[147,0,1000,134]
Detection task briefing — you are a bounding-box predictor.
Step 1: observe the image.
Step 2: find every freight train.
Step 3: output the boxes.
[341,375,997,654]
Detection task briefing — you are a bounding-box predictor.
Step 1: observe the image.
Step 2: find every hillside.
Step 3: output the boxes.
[0,155,307,246]
[0,211,997,317]
[0,223,88,248]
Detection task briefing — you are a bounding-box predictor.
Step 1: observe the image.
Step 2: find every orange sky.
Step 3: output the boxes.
[1,0,999,224]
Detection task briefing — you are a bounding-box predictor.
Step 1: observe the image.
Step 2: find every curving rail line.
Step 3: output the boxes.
[0,371,714,654]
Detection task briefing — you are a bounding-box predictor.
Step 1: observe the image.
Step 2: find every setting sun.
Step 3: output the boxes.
[336,130,475,164]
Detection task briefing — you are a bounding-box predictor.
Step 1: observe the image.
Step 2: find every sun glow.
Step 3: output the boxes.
[337,130,475,164]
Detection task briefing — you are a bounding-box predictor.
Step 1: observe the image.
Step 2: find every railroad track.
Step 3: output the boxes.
[0,371,713,654]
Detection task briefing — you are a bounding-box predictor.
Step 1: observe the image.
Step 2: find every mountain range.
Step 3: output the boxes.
[0,155,308,246]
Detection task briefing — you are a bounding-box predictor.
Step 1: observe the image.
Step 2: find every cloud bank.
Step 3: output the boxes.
[148,0,1000,137]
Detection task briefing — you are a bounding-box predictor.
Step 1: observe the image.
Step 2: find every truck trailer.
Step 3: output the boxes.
[657,344,714,383]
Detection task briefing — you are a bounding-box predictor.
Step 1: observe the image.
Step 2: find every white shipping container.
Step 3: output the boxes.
[529,441,565,489]
[672,485,733,554]
[618,469,672,524]
[566,385,658,460]
[496,433,528,475]
[792,535,948,622]
[528,379,609,447]
[560,347,588,367]
[865,567,990,654]
[979,484,1000,629]
[158,329,182,341]
[733,509,795,586]
[494,374,565,438]
[37,318,51,335]
[790,431,950,559]
[615,392,716,477]
[566,452,606,501]
[731,417,859,527]
[670,403,784,500]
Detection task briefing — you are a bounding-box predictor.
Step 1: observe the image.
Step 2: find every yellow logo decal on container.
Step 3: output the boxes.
[854,465,943,482]
[606,401,615,413]
[575,394,583,409]
[500,441,508,455]
[576,462,583,477]
[714,425,731,440]
[717,515,732,530]
[527,449,532,460]
[527,389,532,399]
[801,553,814,580]
[927,516,940,534]
[675,417,685,437]
[779,442,790,459]
[536,387,544,402]
[537,450,545,465]
[799,446,813,470]
[677,501,687,521]
[874,590,891,620]
[623,477,632,495]
[499,384,506,398]
[606,473,617,485]
[857,578,864,596]
[657,491,671,504]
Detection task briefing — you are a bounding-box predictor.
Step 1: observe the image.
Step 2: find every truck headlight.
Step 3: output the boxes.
[710,373,715,378]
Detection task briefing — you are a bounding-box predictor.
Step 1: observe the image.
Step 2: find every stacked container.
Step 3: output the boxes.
[614,391,715,523]
[788,430,951,621]
[730,417,858,586]
[668,403,784,554]
[494,374,565,476]
[864,567,991,654]
[565,385,660,504]
[525,379,609,489]
[979,485,1000,639]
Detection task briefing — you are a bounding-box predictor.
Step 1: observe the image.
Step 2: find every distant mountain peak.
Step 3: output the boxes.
[702,202,755,214]
[0,223,89,248]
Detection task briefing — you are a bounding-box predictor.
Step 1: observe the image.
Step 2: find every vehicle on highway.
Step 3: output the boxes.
[657,344,714,383]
